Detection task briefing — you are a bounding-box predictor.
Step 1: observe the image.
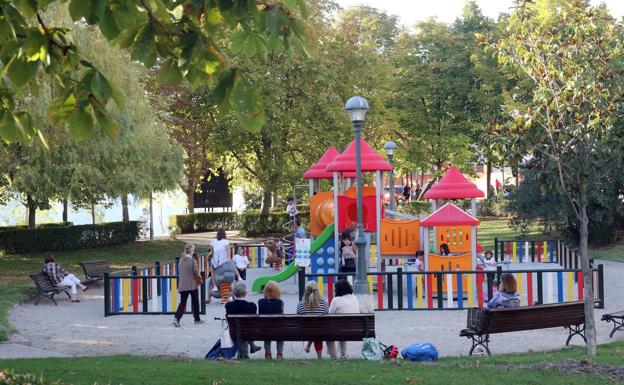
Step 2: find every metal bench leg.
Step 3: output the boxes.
[565,324,586,345]
[467,334,490,356]
[606,319,624,339]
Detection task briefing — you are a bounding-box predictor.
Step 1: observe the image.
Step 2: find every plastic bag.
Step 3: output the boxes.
[401,343,438,361]
[361,338,384,360]
[220,319,233,348]
[205,339,237,360]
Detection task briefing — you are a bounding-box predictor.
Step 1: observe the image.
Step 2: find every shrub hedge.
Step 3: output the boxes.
[0,222,73,230]
[170,212,241,234]
[0,221,143,254]
[171,210,310,237]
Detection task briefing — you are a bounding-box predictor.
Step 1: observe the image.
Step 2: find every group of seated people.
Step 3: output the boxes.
[225,279,359,359]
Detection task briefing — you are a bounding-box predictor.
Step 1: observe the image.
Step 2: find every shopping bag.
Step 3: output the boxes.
[361,338,384,360]
[220,319,233,348]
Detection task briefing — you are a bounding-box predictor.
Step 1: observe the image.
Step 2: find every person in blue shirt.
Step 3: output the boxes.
[487,273,520,308]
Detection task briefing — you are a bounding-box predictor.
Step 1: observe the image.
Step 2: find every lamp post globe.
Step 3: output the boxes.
[384,141,397,211]
[345,96,370,296]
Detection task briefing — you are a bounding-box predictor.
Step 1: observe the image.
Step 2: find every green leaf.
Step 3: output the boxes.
[90,72,112,101]
[67,107,94,140]
[96,113,120,140]
[231,76,265,131]
[0,112,20,141]
[99,9,120,40]
[5,57,39,88]
[69,0,92,21]
[111,88,126,110]
[155,60,183,85]
[131,23,155,63]
[231,30,246,53]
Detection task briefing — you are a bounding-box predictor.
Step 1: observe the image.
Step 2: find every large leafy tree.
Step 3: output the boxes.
[495,0,624,356]
[0,0,308,142]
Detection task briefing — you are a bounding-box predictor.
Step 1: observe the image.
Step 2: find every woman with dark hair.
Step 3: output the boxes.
[211,228,240,303]
[439,243,451,256]
[328,279,359,358]
[42,255,87,303]
[339,229,356,273]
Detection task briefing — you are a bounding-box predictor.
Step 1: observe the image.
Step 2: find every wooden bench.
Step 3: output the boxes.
[30,272,72,305]
[79,260,111,287]
[227,314,375,358]
[460,301,586,356]
[601,311,624,338]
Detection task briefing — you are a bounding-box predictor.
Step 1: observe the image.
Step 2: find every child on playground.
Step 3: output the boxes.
[233,246,250,281]
[409,250,425,272]
[286,196,299,219]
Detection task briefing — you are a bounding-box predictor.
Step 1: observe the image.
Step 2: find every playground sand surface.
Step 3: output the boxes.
[2,260,624,360]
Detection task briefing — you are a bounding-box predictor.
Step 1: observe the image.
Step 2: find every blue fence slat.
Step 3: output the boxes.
[406,273,413,310]
[557,271,563,303]
[456,273,464,310]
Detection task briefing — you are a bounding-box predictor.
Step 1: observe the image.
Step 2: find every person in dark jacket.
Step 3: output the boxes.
[225,282,261,358]
[258,280,284,359]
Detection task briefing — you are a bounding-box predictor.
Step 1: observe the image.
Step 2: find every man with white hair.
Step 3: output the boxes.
[225,282,261,358]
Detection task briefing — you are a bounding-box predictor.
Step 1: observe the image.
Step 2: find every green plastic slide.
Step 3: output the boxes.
[251,224,335,292]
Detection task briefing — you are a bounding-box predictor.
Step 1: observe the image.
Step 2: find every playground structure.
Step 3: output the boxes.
[101,140,608,315]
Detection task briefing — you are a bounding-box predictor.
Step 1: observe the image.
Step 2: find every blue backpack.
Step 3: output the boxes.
[401,343,438,361]
[205,339,237,360]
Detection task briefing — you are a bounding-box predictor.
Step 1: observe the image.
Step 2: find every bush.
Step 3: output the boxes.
[170,212,241,234]
[0,221,144,254]
[398,201,431,217]
[0,222,73,230]
[239,209,309,237]
[0,369,61,384]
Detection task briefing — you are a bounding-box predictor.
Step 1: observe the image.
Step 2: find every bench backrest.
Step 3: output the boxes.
[227,314,375,341]
[486,302,585,334]
[80,260,111,276]
[30,272,58,292]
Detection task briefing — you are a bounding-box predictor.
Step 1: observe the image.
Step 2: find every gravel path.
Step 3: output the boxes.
[2,260,623,360]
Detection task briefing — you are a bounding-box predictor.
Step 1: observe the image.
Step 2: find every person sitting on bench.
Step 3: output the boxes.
[225,282,262,359]
[487,273,520,308]
[42,255,87,303]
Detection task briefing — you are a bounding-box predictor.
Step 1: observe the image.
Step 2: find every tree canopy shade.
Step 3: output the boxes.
[0,0,309,142]
[494,0,624,356]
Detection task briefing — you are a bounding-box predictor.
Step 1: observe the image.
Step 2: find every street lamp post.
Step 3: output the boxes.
[384,141,397,211]
[345,96,370,296]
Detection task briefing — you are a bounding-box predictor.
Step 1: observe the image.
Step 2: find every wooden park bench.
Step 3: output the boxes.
[227,314,375,358]
[79,260,111,287]
[30,272,71,306]
[601,311,624,338]
[460,301,586,356]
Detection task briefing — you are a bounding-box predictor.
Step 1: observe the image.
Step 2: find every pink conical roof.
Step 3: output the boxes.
[325,138,392,173]
[421,203,480,226]
[303,147,356,179]
[423,166,485,199]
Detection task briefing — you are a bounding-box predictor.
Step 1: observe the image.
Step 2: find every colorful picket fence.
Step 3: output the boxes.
[298,264,605,311]
[493,238,584,269]
[104,261,207,316]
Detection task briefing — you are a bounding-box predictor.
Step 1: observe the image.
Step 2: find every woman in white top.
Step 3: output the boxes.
[328,279,359,358]
[232,245,250,280]
[210,229,240,302]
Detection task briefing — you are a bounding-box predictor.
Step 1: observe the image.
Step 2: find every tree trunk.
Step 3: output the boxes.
[186,189,194,214]
[121,195,129,222]
[486,160,492,199]
[260,190,271,215]
[27,194,36,229]
[62,198,68,223]
[579,200,597,356]
[91,203,96,226]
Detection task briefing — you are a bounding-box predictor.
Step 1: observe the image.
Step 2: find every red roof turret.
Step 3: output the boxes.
[326,138,392,173]
[421,203,480,226]
[423,166,485,199]
[304,147,356,179]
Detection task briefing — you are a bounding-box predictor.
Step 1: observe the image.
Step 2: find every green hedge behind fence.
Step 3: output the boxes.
[171,210,310,237]
[0,222,73,230]
[0,221,143,254]
[171,212,241,234]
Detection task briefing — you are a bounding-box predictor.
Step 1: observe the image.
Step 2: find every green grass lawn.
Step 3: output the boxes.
[589,241,624,263]
[2,341,623,385]
[477,217,542,250]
